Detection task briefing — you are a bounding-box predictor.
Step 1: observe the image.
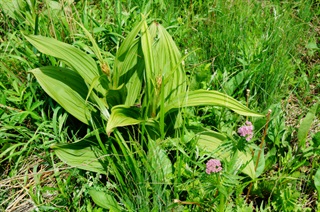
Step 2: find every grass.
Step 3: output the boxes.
[1,0,319,211]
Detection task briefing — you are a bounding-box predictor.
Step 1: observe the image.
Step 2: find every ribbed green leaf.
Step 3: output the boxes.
[25,35,101,89]
[51,139,106,174]
[115,40,144,106]
[197,133,226,154]
[314,167,320,199]
[236,150,256,179]
[298,102,319,149]
[140,17,156,117]
[149,23,186,105]
[113,19,145,85]
[164,90,263,117]
[196,131,255,179]
[106,105,143,135]
[88,190,122,211]
[255,150,265,178]
[29,66,94,124]
[148,140,172,183]
[113,20,145,106]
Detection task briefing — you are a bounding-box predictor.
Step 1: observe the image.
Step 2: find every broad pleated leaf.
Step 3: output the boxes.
[113,20,145,106]
[149,23,186,106]
[51,139,106,174]
[255,150,265,178]
[140,17,157,116]
[236,150,256,179]
[88,190,122,211]
[25,35,101,91]
[106,105,143,135]
[148,140,172,183]
[196,133,226,154]
[116,40,144,106]
[164,90,263,117]
[196,131,256,179]
[113,19,144,85]
[29,66,94,124]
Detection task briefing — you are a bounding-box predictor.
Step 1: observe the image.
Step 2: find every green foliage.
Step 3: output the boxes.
[1,0,319,211]
[24,15,264,210]
[298,103,319,149]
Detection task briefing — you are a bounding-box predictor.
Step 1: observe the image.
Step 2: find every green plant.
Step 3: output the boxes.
[26,16,263,210]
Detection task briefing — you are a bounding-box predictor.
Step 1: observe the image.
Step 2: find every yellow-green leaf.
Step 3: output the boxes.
[25,35,101,90]
[164,90,263,117]
[52,139,106,174]
[106,105,143,135]
[29,66,94,124]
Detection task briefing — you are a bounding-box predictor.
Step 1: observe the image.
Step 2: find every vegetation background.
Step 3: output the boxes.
[0,0,319,211]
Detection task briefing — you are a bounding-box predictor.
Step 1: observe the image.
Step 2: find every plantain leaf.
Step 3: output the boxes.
[298,102,319,149]
[164,90,263,117]
[29,66,94,124]
[51,139,106,174]
[88,189,122,211]
[314,167,320,199]
[25,35,102,92]
[106,105,143,135]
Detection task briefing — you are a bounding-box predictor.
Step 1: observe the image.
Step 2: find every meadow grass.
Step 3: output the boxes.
[1,0,319,211]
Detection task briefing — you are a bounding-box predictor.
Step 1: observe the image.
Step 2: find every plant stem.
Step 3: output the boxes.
[246,89,250,121]
[218,194,225,212]
[246,109,272,202]
[255,110,272,170]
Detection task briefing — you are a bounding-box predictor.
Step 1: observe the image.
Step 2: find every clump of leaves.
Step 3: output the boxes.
[26,16,263,210]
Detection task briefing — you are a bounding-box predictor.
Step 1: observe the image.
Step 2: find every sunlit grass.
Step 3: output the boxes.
[1,0,319,211]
